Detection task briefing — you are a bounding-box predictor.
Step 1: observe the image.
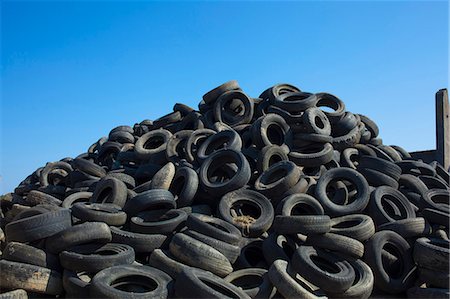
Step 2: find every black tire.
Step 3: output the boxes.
[148,249,192,279]
[62,191,92,208]
[369,186,416,226]
[105,172,136,189]
[5,208,71,243]
[134,129,172,161]
[358,114,379,138]
[199,149,251,196]
[315,92,346,121]
[413,237,449,271]
[330,214,375,242]
[169,166,198,208]
[251,114,291,148]
[254,161,301,199]
[271,92,317,112]
[268,259,326,299]
[259,83,301,102]
[214,90,254,127]
[326,259,374,299]
[315,167,370,216]
[0,289,28,299]
[169,233,233,277]
[397,160,437,176]
[224,268,276,299]
[0,260,63,295]
[421,189,450,213]
[90,264,172,299]
[407,286,449,299]
[262,233,299,264]
[234,239,268,270]
[377,217,431,238]
[130,209,187,234]
[422,208,449,227]
[25,190,62,206]
[357,156,401,180]
[184,229,240,264]
[273,215,331,235]
[186,213,242,245]
[364,230,416,294]
[71,202,127,226]
[60,243,135,273]
[306,232,365,258]
[358,167,399,188]
[418,266,449,289]
[90,177,128,208]
[72,158,106,178]
[123,189,175,216]
[218,189,274,237]
[45,221,112,254]
[2,241,60,271]
[302,107,332,136]
[256,145,289,173]
[203,80,241,104]
[149,162,176,190]
[291,246,356,293]
[110,226,167,254]
[289,143,335,167]
[63,269,93,298]
[175,268,251,299]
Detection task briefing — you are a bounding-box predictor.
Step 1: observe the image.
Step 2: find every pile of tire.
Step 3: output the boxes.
[0,81,448,299]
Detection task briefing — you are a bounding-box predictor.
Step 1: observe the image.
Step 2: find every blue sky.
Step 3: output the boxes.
[1,1,448,193]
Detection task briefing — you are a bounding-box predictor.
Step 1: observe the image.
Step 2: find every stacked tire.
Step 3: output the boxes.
[0,81,448,299]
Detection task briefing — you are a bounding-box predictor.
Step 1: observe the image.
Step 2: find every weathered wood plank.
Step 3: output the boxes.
[435,89,449,170]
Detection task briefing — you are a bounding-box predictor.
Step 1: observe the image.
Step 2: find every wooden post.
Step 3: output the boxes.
[435,89,449,170]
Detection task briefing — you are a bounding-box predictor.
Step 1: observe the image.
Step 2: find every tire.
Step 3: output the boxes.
[105,172,136,189]
[5,208,72,243]
[329,214,375,242]
[218,189,274,237]
[148,249,192,279]
[407,286,450,299]
[90,264,172,299]
[169,166,198,208]
[60,243,135,273]
[130,209,187,234]
[63,269,93,298]
[273,215,331,235]
[364,230,416,294]
[306,232,365,258]
[71,202,127,226]
[289,143,335,167]
[315,168,370,216]
[421,189,450,213]
[149,162,176,190]
[326,259,374,299]
[203,80,241,104]
[302,107,332,136]
[413,237,449,271]
[90,177,128,208]
[291,246,355,293]
[62,191,92,208]
[262,233,299,265]
[418,266,449,289]
[0,260,63,295]
[110,226,167,254]
[45,221,112,254]
[184,229,240,264]
[268,259,326,299]
[2,242,60,271]
[134,129,172,161]
[175,268,251,299]
[256,145,289,173]
[234,239,268,270]
[72,158,106,178]
[224,268,276,299]
[422,208,449,227]
[358,167,399,188]
[369,186,416,226]
[377,217,431,238]
[259,83,301,102]
[214,90,254,127]
[254,161,301,199]
[199,149,251,196]
[123,189,175,216]
[357,156,401,180]
[251,114,291,148]
[397,160,437,176]
[358,114,379,138]
[25,190,62,206]
[186,213,242,245]
[0,289,28,299]
[169,233,233,277]
[271,92,317,112]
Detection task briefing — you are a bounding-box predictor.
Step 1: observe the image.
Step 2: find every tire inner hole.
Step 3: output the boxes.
[144,135,165,150]
[201,279,240,298]
[314,116,325,129]
[382,243,404,279]
[267,124,284,146]
[111,275,158,293]
[230,200,261,219]
[381,195,407,220]
[268,154,283,167]
[291,202,317,216]
[311,255,341,274]
[263,167,287,185]
[230,274,263,289]
[332,219,361,229]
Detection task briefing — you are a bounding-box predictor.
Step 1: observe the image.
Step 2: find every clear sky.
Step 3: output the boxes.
[1,1,448,194]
